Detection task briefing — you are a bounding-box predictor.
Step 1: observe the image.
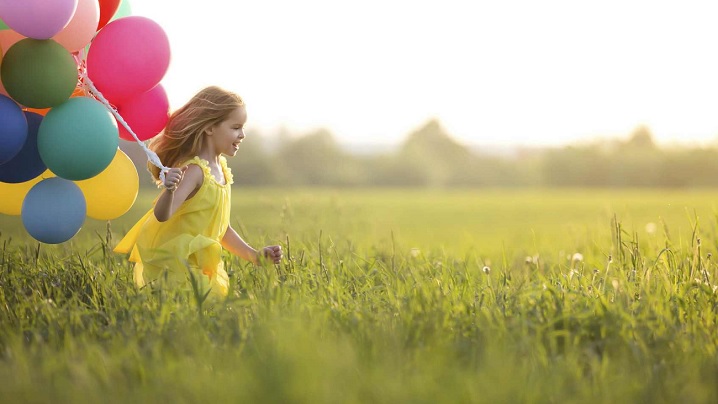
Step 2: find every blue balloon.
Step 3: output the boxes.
[22,177,86,244]
[0,112,47,183]
[0,94,28,164]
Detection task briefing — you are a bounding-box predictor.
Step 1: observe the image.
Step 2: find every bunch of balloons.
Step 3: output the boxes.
[0,0,171,244]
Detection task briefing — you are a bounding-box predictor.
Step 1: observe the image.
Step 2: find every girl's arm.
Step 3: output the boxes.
[221,225,283,264]
[154,165,202,222]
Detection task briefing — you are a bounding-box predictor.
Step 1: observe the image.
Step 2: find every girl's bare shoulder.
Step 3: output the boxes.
[183,164,205,187]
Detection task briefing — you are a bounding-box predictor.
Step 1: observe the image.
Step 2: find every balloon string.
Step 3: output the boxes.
[73,52,170,183]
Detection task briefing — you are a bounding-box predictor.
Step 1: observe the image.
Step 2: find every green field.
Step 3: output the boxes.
[1,188,718,402]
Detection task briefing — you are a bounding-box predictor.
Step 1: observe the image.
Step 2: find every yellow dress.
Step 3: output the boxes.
[114,156,233,300]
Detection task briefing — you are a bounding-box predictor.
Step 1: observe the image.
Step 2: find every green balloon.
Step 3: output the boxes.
[1,39,77,108]
[111,0,133,22]
[38,97,119,181]
[0,19,8,31]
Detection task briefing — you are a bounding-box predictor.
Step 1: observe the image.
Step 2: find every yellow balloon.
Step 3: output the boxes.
[75,148,139,220]
[0,170,55,215]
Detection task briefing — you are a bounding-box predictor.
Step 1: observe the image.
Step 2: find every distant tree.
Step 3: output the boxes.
[542,145,611,186]
[624,125,656,150]
[229,130,279,186]
[399,119,474,186]
[276,129,362,185]
[367,155,433,187]
[402,119,470,159]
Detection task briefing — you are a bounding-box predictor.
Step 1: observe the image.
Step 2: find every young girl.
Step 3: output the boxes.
[114,86,282,300]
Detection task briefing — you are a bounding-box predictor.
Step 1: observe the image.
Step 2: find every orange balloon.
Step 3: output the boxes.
[0,29,24,54]
[23,87,87,115]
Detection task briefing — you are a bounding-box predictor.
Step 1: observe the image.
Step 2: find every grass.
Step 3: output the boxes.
[1,188,717,403]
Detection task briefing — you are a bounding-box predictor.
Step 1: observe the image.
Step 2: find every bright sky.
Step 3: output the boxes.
[131,0,718,147]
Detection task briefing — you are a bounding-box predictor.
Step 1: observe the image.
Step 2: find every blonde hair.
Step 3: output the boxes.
[147,86,244,183]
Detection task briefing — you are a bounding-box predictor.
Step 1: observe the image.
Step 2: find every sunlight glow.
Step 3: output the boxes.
[131,0,718,147]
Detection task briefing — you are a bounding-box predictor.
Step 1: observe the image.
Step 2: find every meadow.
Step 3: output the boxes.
[1,188,717,403]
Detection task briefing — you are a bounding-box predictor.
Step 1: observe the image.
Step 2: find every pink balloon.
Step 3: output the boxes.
[53,0,100,52]
[116,84,169,142]
[0,0,79,40]
[86,16,170,104]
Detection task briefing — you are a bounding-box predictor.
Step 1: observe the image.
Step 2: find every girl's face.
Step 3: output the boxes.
[206,106,247,157]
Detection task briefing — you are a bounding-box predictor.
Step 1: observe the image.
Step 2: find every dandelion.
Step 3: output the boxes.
[482,266,491,275]
[571,253,583,262]
[645,222,657,234]
[410,248,421,258]
[525,256,533,264]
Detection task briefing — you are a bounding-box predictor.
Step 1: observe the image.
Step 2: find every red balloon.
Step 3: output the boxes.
[96,0,121,30]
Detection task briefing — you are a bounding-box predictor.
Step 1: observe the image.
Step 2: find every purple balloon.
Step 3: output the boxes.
[0,94,27,164]
[0,112,46,183]
[0,0,78,39]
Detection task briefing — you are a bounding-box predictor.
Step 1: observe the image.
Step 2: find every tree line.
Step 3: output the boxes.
[122,121,718,188]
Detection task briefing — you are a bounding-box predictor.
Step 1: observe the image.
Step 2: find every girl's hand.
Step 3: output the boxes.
[260,245,283,264]
[164,166,188,192]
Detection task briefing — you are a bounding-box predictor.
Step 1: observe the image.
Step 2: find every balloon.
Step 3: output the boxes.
[117,84,169,141]
[75,148,138,220]
[97,0,121,31]
[1,38,78,108]
[0,18,8,31]
[23,87,87,116]
[0,111,46,183]
[22,177,86,244]
[53,0,100,53]
[38,97,118,181]
[0,169,54,215]
[0,93,27,164]
[110,0,132,22]
[0,0,79,40]
[0,28,23,51]
[87,16,169,103]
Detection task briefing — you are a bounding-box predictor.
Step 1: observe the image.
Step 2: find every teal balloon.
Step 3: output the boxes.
[38,97,119,181]
[0,38,77,108]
